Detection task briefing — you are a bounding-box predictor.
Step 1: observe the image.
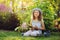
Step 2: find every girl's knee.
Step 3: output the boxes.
[24,32,31,36]
[24,33,29,36]
[31,32,37,36]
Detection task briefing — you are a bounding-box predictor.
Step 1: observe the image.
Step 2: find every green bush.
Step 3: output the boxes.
[12,1,56,31]
[27,1,55,31]
[0,12,20,30]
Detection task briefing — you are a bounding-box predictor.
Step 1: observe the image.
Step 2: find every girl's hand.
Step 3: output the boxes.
[31,25,38,30]
[34,25,39,30]
[31,27,34,31]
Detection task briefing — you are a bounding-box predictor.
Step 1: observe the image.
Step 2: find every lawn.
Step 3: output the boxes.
[0,30,60,40]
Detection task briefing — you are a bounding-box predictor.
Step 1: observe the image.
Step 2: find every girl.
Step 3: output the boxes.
[23,8,45,36]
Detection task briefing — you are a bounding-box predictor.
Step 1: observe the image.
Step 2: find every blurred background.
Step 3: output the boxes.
[0,0,60,30]
[0,0,60,31]
[0,0,60,40]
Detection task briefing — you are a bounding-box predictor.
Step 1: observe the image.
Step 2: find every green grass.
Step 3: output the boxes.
[0,30,60,40]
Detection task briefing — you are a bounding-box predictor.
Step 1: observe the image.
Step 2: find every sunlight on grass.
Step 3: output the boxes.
[0,37,35,40]
[0,30,60,40]
[0,36,60,40]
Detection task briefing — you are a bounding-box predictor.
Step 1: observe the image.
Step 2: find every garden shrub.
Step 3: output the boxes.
[25,1,55,31]
[0,12,20,30]
[0,3,20,30]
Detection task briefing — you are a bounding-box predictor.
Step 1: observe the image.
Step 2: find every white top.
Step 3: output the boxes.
[32,20,42,34]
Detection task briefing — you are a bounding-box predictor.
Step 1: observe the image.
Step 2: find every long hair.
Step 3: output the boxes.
[32,8,42,21]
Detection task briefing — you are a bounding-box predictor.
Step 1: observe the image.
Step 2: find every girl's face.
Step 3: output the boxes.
[34,10,39,18]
